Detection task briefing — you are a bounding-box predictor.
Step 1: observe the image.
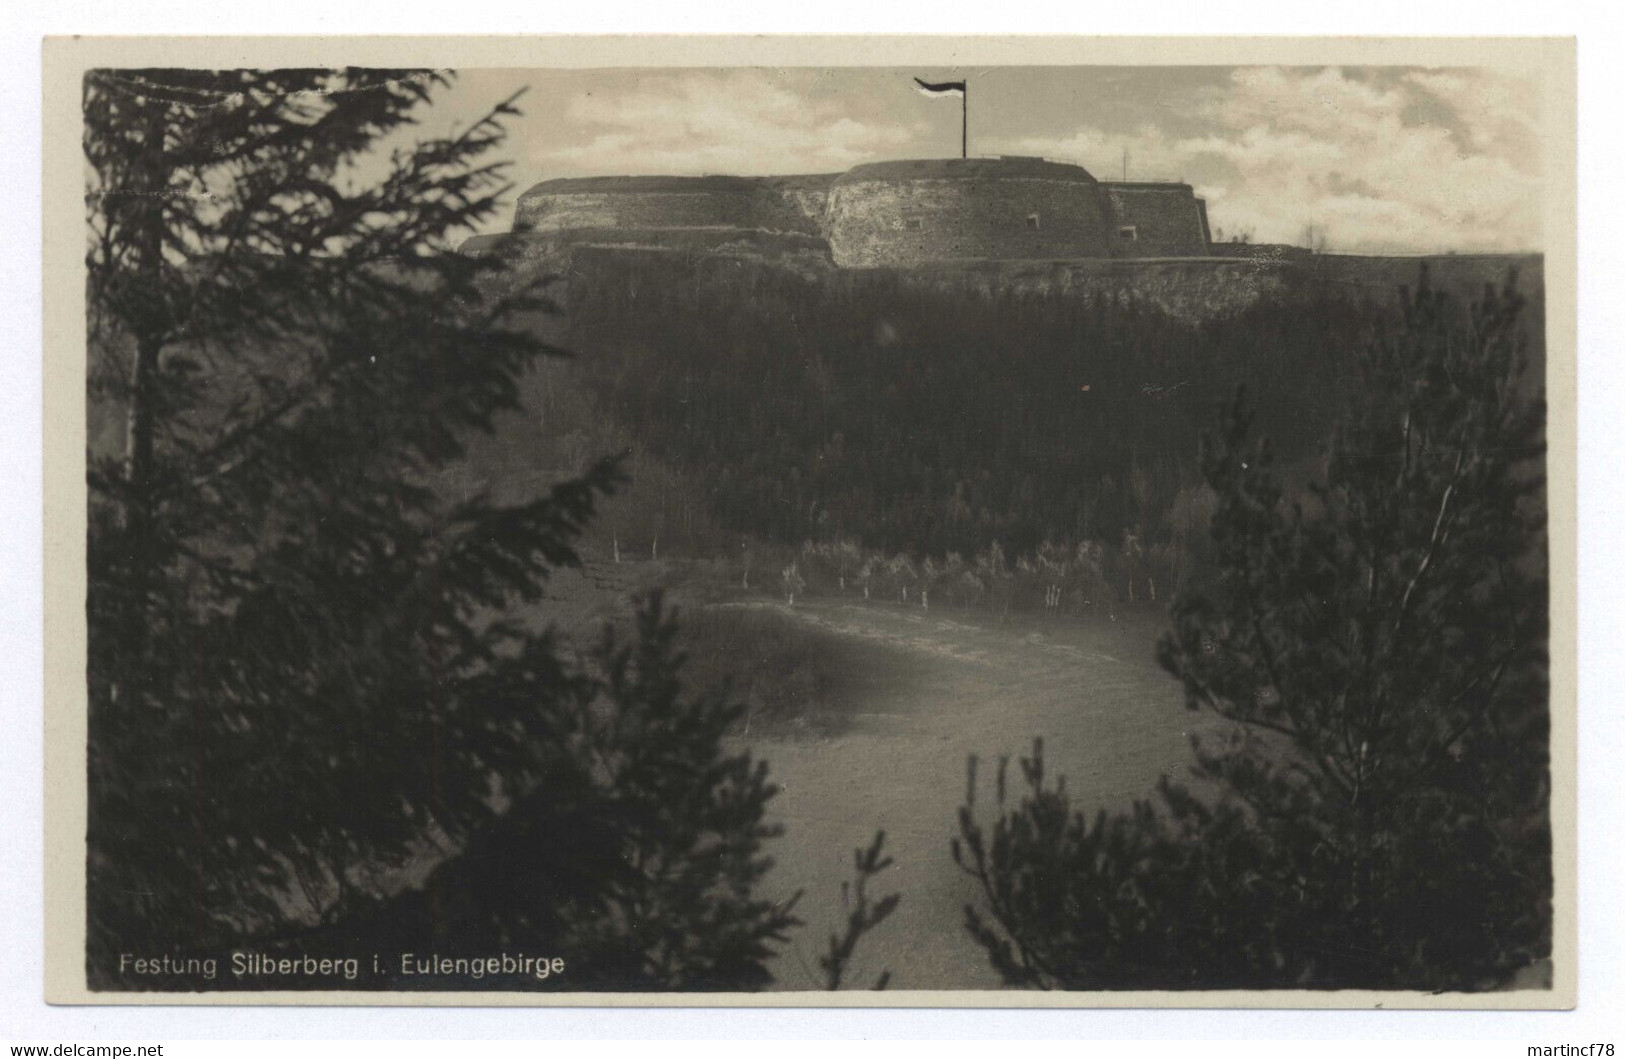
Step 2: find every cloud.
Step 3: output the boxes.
[986,66,1542,253]
[1402,69,1543,172]
[537,71,923,176]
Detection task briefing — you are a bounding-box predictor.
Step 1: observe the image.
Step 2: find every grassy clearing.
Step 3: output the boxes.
[674,604,872,737]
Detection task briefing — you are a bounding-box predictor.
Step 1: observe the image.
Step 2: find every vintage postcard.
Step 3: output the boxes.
[41,35,1577,1007]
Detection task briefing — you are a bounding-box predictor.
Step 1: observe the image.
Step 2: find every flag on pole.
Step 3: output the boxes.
[914,77,969,158]
[914,77,966,97]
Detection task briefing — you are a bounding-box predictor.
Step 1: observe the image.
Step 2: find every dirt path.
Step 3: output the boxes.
[722,598,1219,992]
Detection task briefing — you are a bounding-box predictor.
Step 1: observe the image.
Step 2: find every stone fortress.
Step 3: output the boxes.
[474,156,1213,266]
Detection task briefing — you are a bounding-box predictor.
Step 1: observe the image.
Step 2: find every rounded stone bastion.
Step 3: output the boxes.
[824,157,1113,267]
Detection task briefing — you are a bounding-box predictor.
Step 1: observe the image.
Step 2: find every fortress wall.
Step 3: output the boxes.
[826,177,1112,267]
[490,239,1541,343]
[1307,252,1542,296]
[1101,184,1210,258]
[463,227,830,260]
[768,187,831,231]
[504,163,1222,266]
[516,186,759,234]
[1208,242,1317,264]
[515,175,835,238]
[879,256,1296,324]
[758,175,836,233]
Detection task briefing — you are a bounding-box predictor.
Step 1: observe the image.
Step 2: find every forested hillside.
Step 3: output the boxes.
[555,248,1532,558]
[454,246,1542,611]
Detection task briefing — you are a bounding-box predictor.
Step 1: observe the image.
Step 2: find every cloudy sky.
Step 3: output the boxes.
[408,65,1545,253]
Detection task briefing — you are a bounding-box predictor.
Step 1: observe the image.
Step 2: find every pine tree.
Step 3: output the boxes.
[83,69,793,989]
[955,270,1552,990]
[297,594,801,991]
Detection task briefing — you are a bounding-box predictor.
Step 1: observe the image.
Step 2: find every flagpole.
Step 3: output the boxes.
[912,77,970,158]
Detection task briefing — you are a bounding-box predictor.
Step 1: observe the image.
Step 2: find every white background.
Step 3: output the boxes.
[2,0,1619,1044]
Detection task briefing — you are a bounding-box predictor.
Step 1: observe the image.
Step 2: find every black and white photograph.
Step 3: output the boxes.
[41,36,1576,1005]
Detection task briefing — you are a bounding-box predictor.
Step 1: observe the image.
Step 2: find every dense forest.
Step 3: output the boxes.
[498,248,1542,607]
